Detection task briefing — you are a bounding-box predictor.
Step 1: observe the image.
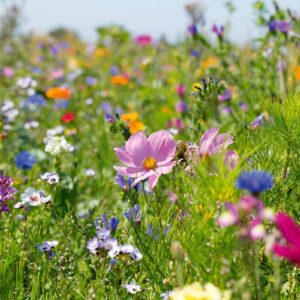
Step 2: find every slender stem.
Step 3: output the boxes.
[254,244,262,300]
[273,258,281,300]
[281,148,290,181]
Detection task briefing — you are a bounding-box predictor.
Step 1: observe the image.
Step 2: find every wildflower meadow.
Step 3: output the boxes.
[1,1,300,299]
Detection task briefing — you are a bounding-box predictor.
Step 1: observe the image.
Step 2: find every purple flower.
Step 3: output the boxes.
[101,102,113,114]
[217,89,232,102]
[277,60,287,72]
[86,76,97,85]
[222,106,232,114]
[124,204,142,224]
[175,101,187,113]
[239,102,248,112]
[187,24,198,36]
[0,173,17,212]
[104,113,116,124]
[50,45,59,56]
[115,174,139,191]
[110,66,119,76]
[15,151,36,170]
[269,20,291,33]
[190,50,201,57]
[37,240,58,259]
[212,24,225,37]
[87,237,101,254]
[251,113,265,129]
[100,213,119,231]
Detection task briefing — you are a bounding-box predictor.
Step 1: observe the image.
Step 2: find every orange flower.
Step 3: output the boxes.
[111,75,129,85]
[121,112,144,134]
[294,66,300,81]
[128,120,144,134]
[46,87,71,99]
[121,112,139,123]
[201,56,219,70]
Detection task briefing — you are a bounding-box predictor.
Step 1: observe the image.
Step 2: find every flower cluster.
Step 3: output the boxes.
[87,213,143,264]
[14,187,51,208]
[217,195,274,240]
[0,173,17,212]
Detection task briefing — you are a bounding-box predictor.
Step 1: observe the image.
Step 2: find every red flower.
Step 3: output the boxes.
[61,112,75,123]
[273,212,300,266]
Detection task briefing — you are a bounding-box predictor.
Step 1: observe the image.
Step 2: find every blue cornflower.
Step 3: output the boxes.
[236,171,274,193]
[15,151,36,170]
[27,94,46,106]
[190,50,201,57]
[53,100,69,109]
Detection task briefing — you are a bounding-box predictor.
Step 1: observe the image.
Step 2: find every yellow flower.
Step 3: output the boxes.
[94,47,110,57]
[169,282,231,300]
[64,128,77,136]
[192,82,202,92]
[161,106,170,114]
[12,178,23,186]
[201,56,219,70]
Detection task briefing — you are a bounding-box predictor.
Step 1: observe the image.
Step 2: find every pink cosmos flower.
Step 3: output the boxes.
[199,128,233,157]
[272,212,300,266]
[199,128,238,168]
[134,35,152,46]
[114,130,176,191]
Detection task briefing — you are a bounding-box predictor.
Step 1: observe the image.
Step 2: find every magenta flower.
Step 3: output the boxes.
[273,212,300,266]
[134,35,152,46]
[176,84,186,97]
[114,130,176,191]
[199,128,233,157]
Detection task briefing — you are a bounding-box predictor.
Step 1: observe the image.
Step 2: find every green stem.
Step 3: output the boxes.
[281,148,290,181]
[273,258,281,300]
[254,244,262,300]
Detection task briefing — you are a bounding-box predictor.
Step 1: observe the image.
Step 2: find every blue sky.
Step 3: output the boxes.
[4,0,300,43]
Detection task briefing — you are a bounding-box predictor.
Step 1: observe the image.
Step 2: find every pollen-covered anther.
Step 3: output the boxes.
[143,156,157,170]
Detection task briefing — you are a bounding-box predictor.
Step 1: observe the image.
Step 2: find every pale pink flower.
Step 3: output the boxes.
[199,128,238,169]
[199,128,233,157]
[114,131,176,191]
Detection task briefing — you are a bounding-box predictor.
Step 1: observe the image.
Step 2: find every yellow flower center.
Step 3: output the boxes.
[143,157,157,170]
